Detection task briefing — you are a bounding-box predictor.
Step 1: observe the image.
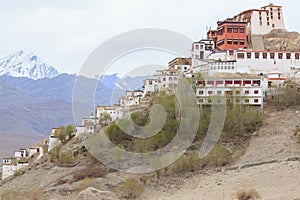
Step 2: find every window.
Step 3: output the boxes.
[254,99,259,103]
[217,91,222,95]
[272,24,275,28]
[225,91,233,96]
[247,52,251,59]
[267,22,270,26]
[245,99,250,103]
[234,80,242,85]
[236,98,240,103]
[253,80,261,85]
[207,80,214,85]
[237,53,245,59]
[245,90,250,94]
[278,53,283,59]
[244,80,251,85]
[216,80,224,85]
[198,99,204,103]
[254,90,259,94]
[227,27,232,33]
[198,90,204,95]
[233,27,238,33]
[233,40,239,45]
[286,53,291,59]
[295,53,300,59]
[236,90,241,95]
[270,53,275,59]
[163,78,166,81]
[208,91,213,95]
[229,50,234,55]
[227,40,232,44]
[240,40,245,45]
[262,53,267,59]
[169,77,172,81]
[240,27,245,33]
[255,52,260,59]
[195,45,199,49]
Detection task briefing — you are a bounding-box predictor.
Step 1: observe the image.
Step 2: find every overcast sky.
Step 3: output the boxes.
[0,0,297,76]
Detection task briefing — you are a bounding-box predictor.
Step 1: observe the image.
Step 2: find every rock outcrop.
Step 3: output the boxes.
[76,187,118,200]
[263,29,300,51]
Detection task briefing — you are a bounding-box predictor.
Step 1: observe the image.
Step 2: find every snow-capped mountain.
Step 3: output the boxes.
[0,50,59,80]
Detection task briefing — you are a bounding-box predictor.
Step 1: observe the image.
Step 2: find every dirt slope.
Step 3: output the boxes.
[142,107,300,200]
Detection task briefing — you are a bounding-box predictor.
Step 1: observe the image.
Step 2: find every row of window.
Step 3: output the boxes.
[237,52,300,59]
[217,26,245,35]
[210,65,235,70]
[162,77,178,81]
[204,80,261,86]
[198,98,260,104]
[217,39,245,46]
[198,89,260,95]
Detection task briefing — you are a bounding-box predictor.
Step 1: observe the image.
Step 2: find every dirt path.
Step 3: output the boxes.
[143,108,300,200]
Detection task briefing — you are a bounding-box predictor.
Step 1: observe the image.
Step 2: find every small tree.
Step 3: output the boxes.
[55,126,67,144]
[66,124,75,139]
[99,113,111,122]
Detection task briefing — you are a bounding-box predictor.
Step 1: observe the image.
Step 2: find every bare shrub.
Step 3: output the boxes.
[72,165,107,182]
[76,178,101,195]
[234,188,261,200]
[59,151,74,164]
[26,188,47,200]
[119,178,144,199]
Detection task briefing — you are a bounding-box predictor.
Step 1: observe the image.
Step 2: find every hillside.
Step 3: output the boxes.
[263,29,300,51]
[0,107,299,200]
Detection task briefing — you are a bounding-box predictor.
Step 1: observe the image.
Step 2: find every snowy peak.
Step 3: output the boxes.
[0,50,59,80]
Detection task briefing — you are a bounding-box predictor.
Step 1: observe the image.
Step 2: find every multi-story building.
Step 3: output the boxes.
[233,3,285,35]
[96,106,123,122]
[190,40,214,67]
[216,18,247,50]
[200,49,300,77]
[194,73,265,107]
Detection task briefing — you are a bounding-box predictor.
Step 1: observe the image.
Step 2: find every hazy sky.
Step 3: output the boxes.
[0,0,297,76]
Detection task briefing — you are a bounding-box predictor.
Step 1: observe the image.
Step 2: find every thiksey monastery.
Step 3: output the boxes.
[2,3,300,180]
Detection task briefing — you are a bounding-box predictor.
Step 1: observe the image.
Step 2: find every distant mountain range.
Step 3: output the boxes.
[0,51,152,136]
[0,50,59,80]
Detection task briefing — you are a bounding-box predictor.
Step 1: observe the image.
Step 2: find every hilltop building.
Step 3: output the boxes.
[194,73,265,107]
[233,3,285,35]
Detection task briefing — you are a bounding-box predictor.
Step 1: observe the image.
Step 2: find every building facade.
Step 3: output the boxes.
[194,73,265,107]
[216,19,247,50]
[233,3,285,35]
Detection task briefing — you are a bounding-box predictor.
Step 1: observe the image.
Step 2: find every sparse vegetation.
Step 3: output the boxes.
[119,178,144,199]
[233,188,261,200]
[59,151,74,164]
[72,165,108,182]
[49,146,60,163]
[14,169,25,177]
[26,188,47,200]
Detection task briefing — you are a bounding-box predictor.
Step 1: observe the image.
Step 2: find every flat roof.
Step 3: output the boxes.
[208,72,261,80]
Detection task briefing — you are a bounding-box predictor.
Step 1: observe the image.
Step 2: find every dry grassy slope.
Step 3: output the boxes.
[263,29,300,51]
[143,107,300,200]
[0,107,300,200]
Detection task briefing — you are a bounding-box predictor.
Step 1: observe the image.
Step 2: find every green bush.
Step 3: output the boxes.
[49,147,60,163]
[59,151,74,164]
[119,178,144,199]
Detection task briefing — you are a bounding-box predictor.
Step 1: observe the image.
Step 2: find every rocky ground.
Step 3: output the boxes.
[0,107,299,200]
